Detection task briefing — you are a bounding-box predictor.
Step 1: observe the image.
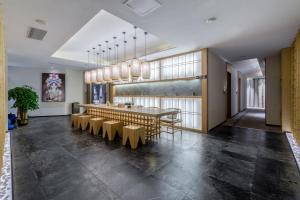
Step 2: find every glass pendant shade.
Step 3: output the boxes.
[141,61,150,79]
[96,68,104,83]
[84,71,91,84]
[111,64,120,81]
[120,62,129,80]
[131,58,141,80]
[91,70,97,83]
[103,67,112,82]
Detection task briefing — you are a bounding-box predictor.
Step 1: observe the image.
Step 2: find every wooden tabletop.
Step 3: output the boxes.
[80,104,178,117]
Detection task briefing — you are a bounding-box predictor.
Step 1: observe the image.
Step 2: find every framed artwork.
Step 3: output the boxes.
[91,83,106,104]
[42,73,65,102]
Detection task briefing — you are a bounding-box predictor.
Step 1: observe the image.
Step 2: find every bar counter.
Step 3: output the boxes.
[80,104,178,140]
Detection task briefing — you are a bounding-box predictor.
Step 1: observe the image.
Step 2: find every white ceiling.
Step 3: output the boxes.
[2,0,300,70]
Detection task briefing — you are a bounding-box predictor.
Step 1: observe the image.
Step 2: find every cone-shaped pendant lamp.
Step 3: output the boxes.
[84,50,92,84]
[141,32,150,79]
[103,43,112,82]
[120,32,129,80]
[130,26,141,80]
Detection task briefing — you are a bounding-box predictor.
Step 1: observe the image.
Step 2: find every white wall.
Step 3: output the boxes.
[265,54,281,125]
[208,50,227,130]
[240,76,247,111]
[8,66,84,116]
[229,66,247,116]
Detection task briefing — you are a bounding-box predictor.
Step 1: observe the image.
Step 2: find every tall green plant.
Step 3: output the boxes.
[8,85,39,112]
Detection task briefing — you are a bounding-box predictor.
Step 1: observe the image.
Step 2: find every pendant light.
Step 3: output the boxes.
[84,50,91,84]
[97,44,105,83]
[96,50,104,84]
[91,47,97,83]
[112,37,120,81]
[103,41,112,82]
[130,26,141,80]
[97,44,104,83]
[120,32,129,80]
[141,32,150,79]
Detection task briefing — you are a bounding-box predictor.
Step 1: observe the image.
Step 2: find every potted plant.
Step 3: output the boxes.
[8,85,39,126]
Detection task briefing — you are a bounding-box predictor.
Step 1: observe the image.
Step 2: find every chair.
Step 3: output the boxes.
[160,108,183,138]
[122,125,145,149]
[89,117,105,136]
[103,121,123,141]
[78,115,92,131]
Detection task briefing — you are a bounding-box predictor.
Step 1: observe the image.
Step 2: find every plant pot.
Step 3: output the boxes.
[17,109,28,126]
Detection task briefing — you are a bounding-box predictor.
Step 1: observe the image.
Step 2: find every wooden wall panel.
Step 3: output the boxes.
[281,48,292,132]
[201,49,208,133]
[282,30,300,144]
[0,14,7,171]
[293,31,300,143]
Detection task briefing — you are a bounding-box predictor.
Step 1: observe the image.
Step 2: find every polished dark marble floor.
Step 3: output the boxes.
[11,116,300,200]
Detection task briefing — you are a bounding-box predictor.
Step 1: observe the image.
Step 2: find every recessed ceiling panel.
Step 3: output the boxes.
[52,9,173,66]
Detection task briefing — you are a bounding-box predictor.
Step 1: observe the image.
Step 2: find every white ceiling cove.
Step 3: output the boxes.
[52,10,173,65]
[2,0,300,69]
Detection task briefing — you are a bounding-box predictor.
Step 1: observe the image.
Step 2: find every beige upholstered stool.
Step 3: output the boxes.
[71,113,82,127]
[78,115,91,130]
[89,117,105,136]
[122,125,145,149]
[103,121,123,141]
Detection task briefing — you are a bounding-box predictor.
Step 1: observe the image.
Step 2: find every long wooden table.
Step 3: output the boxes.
[80,104,178,141]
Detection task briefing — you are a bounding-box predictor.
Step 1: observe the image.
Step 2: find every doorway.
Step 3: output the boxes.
[227,72,231,119]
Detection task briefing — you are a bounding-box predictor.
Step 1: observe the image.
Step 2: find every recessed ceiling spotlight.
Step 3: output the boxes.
[35,19,46,25]
[205,17,217,24]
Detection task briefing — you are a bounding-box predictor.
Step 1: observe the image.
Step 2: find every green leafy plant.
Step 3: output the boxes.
[8,85,39,112]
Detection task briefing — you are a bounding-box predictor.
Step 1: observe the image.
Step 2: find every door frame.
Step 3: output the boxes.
[227,71,232,119]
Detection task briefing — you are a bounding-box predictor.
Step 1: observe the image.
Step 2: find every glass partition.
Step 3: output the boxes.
[112,50,204,131]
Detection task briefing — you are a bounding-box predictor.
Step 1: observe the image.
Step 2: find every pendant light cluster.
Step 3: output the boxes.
[84,26,151,84]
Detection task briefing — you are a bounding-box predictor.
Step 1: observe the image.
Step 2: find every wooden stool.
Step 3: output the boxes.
[78,115,91,130]
[89,117,105,136]
[122,125,145,149]
[103,121,123,141]
[71,113,82,127]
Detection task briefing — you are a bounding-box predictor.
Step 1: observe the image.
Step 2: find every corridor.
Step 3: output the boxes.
[224,109,281,133]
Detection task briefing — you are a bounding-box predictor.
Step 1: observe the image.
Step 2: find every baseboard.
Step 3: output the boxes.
[265,123,281,127]
[29,114,70,118]
[208,120,227,132]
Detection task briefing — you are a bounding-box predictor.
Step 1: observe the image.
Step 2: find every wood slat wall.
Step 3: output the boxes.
[281,30,300,144]
[0,13,7,171]
[281,48,293,132]
[294,31,300,143]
